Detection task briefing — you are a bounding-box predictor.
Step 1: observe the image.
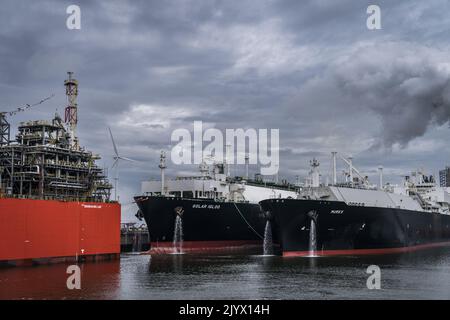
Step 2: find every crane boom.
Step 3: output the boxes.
[339,155,369,185]
[0,94,54,116]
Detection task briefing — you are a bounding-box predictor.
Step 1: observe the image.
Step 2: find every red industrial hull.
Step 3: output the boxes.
[0,198,120,263]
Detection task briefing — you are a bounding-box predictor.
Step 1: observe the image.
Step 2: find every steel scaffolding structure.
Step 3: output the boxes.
[0,113,10,146]
[0,73,113,202]
[0,114,112,201]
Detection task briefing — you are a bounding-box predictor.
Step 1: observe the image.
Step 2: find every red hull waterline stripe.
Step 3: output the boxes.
[283,241,450,257]
[1,253,120,267]
[147,240,262,254]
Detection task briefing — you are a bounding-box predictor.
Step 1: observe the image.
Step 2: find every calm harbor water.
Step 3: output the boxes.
[1,247,450,300]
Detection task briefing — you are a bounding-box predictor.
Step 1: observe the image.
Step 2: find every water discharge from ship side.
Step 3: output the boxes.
[263,220,274,256]
[309,219,318,257]
[307,210,319,257]
[172,215,184,254]
[306,210,318,258]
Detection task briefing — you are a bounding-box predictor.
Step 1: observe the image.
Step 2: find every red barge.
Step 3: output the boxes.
[0,73,120,266]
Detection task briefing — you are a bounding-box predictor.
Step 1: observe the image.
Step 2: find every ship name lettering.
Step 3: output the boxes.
[192,204,221,210]
[82,204,102,209]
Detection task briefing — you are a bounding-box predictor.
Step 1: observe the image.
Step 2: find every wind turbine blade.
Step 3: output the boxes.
[119,156,137,162]
[108,127,119,157]
[112,159,119,168]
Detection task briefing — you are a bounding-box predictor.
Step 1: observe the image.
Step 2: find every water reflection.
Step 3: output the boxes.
[1,247,450,300]
[0,259,121,300]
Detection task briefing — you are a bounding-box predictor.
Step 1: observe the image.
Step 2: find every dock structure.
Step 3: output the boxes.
[121,223,150,252]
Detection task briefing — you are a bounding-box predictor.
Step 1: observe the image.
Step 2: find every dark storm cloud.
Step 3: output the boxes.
[1,0,450,220]
[280,41,450,149]
[332,42,450,148]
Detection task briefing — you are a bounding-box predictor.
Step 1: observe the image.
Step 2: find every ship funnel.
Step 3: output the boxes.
[309,158,320,187]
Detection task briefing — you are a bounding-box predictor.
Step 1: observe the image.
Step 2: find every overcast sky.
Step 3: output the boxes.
[1,0,450,221]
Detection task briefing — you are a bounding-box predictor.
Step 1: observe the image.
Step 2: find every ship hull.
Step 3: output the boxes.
[134,196,265,252]
[259,198,450,256]
[0,198,121,265]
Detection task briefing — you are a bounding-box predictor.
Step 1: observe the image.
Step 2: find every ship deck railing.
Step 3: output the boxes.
[140,193,251,204]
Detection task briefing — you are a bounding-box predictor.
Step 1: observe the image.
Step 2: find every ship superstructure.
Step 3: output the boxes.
[139,153,297,203]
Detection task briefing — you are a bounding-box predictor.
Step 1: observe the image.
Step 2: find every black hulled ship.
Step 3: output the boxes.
[260,156,450,256]
[134,151,298,253]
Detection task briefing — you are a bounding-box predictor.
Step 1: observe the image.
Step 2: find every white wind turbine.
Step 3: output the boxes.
[108,127,136,201]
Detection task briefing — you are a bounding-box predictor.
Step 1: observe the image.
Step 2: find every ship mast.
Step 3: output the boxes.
[348,155,353,185]
[225,144,231,178]
[378,165,383,190]
[331,151,337,185]
[244,153,249,180]
[159,150,167,195]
